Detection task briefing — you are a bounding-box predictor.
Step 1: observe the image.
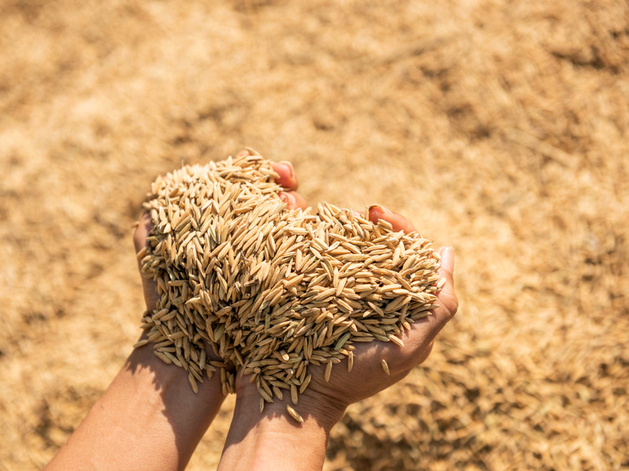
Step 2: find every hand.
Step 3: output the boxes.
[219,206,458,471]
[302,206,457,414]
[131,150,308,399]
[132,151,307,313]
[236,205,457,418]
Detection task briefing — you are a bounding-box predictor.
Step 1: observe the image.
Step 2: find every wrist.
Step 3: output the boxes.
[218,387,346,471]
[118,342,227,465]
[45,340,226,471]
[126,339,225,424]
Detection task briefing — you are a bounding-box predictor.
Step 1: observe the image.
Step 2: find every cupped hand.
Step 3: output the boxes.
[132,150,307,312]
[234,206,458,429]
[132,151,307,374]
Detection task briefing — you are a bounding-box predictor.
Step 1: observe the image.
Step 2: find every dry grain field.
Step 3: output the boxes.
[1,0,628,470]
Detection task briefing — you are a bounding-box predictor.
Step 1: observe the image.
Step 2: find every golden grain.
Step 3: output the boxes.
[133,339,149,348]
[286,405,304,424]
[324,361,333,382]
[188,373,199,393]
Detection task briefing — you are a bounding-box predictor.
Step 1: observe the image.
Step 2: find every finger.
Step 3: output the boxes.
[368,205,417,234]
[133,213,160,311]
[235,149,298,191]
[439,246,455,275]
[272,161,299,192]
[279,190,308,210]
[436,247,458,320]
[393,248,456,370]
[133,212,152,254]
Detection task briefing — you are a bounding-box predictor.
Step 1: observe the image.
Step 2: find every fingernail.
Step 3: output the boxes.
[280,192,297,209]
[441,247,455,273]
[368,204,392,215]
[279,161,295,178]
[280,192,296,207]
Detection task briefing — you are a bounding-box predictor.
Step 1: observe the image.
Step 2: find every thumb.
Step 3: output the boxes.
[435,247,458,321]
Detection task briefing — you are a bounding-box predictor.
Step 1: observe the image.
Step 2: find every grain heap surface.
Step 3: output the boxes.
[137,152,441,405]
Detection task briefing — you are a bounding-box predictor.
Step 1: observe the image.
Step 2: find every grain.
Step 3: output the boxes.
[381,359,390,375]
[136,152,441,415]
[286,405,304,424]
[188,373,199,393]
[437,277,447,290]
[324,361,333,382]
[290,383,299,405]
[133,339,149,348]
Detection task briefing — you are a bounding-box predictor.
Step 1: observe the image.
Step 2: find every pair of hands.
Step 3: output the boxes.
[44,152,456,471]
[132,152,458,469]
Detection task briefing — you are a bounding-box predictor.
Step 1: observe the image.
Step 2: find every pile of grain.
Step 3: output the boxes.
[137,151,441,408]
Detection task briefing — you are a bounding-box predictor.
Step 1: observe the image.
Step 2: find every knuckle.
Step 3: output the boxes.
[443,292,459,317]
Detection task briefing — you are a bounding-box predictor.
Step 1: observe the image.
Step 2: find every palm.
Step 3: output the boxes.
[235,253,457,411]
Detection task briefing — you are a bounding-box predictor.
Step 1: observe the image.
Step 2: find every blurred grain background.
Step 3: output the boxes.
[1,0,628,470]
